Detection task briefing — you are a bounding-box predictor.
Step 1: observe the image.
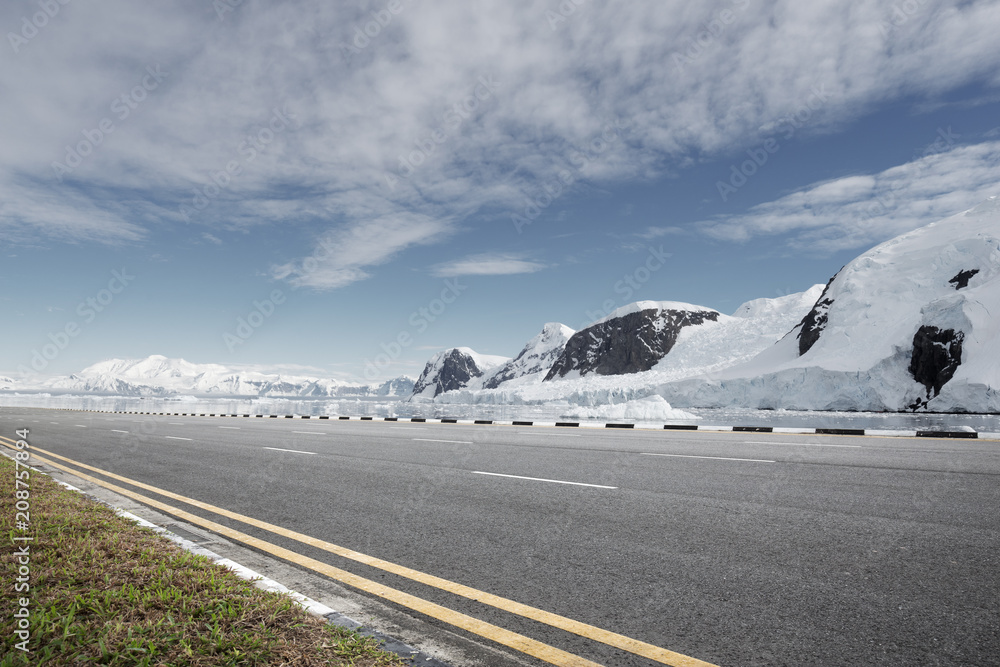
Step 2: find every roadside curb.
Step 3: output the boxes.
[90,410,997,440]
[3,453,453,667]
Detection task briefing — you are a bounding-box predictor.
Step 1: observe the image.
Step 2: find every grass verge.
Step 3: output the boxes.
[0,454,406,666]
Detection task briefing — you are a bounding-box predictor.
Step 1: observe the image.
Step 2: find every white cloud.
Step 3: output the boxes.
[2,0,1000,279]
[430,253,547,278]
[271,213,452,289]
[636,226,687,240]
[698,141,1000,252]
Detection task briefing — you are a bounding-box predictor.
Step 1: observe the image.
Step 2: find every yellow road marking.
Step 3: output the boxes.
[1,438,719,667]
[2,444,601,667]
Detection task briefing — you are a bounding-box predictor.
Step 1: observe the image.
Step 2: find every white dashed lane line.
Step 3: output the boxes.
[743,440,861,448]
[110,430,129,434]
[640,453,776,463]
[263,446,317,455]
[413,438,473,444]
[165,436,192,441]
[472,471,617,489]
[291,431,327,435]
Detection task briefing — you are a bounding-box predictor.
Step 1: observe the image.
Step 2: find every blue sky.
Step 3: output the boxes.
[3,0,1000,383]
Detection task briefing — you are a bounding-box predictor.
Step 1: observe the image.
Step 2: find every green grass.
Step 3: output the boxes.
[0,454,406,666]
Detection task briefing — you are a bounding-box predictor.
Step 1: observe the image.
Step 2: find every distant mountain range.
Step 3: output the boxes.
[412,196,1000,413]
[6,356,414,398]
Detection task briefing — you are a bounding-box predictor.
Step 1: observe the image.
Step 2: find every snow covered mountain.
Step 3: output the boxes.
[428,286,824,406]
[372,376,416,396]
[660,196,1000,412]
[410,347,509,399]
[545,302,721,380]
[40,355,413,398]
[483,323,575,389]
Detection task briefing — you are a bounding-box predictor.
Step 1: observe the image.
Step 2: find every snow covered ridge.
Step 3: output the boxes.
[484,323,575,389]
[662,196,1000,412]
[20,355,415,398]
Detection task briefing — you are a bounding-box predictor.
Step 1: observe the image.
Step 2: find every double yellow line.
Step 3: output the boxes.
[1,437,719,667]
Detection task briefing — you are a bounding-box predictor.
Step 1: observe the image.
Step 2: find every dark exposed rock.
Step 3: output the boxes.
[948,269,980,290]
[544,308,719,380]
[909,325,965,398]
[796,272,839,356]
[411,349,485,397]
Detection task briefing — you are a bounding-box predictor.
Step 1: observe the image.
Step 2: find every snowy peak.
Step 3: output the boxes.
[411,348,509,398]
[732,284,825,319]
[81,355,229,381]
[483,323,575,389]
[546,304,721,380]
[591,300,718,326]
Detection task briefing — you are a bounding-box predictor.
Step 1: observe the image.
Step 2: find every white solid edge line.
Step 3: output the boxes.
[640,453,776,463]
[413,438,474,444]
[263,446,317,455]
[472,471,617,489]
[1,452,342,620]
[112,510,339,617]
[743,441,861,448]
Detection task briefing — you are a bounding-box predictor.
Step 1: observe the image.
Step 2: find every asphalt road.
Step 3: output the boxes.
[3,407,998,667]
